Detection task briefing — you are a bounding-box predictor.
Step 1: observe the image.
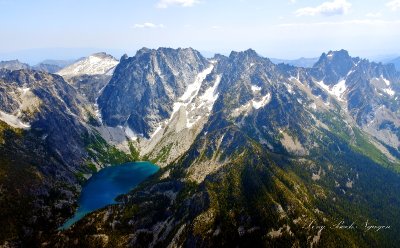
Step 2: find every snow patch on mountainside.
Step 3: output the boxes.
[124,126,138,140]
[0,86,42,129]
[230,92,272,118]
[284,83,294,94]
[165,65,216,129]
[383,88,395,96]
[150,124,163,138]
[179,65,214,103]
[199,75,222,110]
[381,76,390,86]
[380,77,395,96]
[370,76,396,97]
[289,76,332,111]
[251,85,261,92]
[0,110,30,129]
[185,74,221,128]
[316,79,347,102]
[125,64,223,167]
[57,53,118,78]
[331,79,347,100]
[252,93,271,109]
[113,64,218,157]
[93,103,103,123]
[185,73,221,128]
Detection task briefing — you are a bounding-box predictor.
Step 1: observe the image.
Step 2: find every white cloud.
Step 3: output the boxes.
[366,12,382,18]
[387,0,400,11]
[295,0,352,17]
[289,0,297,4]
[134,22,165,29]
[156,0,200,8]
[211,25,222,29]
[278,19,400,27]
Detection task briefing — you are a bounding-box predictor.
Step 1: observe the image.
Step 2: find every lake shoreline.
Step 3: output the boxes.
[59,161,159,230]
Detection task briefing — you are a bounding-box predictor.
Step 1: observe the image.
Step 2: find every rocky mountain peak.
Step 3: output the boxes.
[0,59,30,71]
[228,49,272,68]
[91,52,114,59]
[132,47,206,66]
[312,49,357,85]
[120,53,129,61]
[229,48,259,60]
[328,49,350,59]
[57,52,119,78]
[212,53,228,60]
[314,49,353,67]
[135,47,151,56]
[98,47,210,138]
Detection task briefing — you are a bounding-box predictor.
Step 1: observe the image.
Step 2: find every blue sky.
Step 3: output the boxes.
[1,0,400,63]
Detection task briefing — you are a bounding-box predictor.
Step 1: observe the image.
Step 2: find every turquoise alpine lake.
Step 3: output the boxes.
[60,161,159,230]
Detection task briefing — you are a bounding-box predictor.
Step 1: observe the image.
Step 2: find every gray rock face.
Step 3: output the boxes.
[309,51,400,150]
[312,49,359,85]
[68,74,111,103]
[93,48,400,175]
[0,69,96,245]
[0,69,89,166]
[98,47,209,138]
[96,48,399,161]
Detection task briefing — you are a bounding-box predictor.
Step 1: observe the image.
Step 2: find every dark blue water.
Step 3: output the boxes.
[60,161,159,230]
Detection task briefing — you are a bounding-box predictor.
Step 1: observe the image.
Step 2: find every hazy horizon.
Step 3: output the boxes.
[0,46,398,66]
[1,0,400,64]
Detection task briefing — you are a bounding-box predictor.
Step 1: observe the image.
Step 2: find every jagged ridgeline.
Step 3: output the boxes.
[0,48,399,247]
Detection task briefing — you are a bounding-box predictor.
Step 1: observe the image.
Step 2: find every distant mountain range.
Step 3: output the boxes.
[0,48,399,247]
[270,55,400,71]
[0,58,75,73]
[387,57,400,71]
[270,57,319,67]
